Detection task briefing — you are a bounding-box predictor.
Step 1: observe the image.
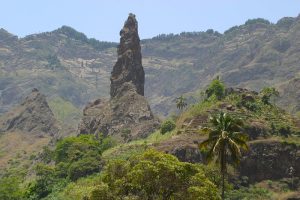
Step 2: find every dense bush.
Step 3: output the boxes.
[205,77,225,100]
[26,134,115,199]
[160,119,176,134]
[0,176,23,200]
[241,101,260,112]
[67,157,101,181]
[90,150,221,200]
[260,87,279,105]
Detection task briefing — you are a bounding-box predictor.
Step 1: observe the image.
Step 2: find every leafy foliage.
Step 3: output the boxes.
[176,95,188,110]
[25,134,115,199]
[160,119,176,134]
[260,87,279,105]
[200,112,249,199]
[92,150,221,200]
[205,77,225,100]
[0,176,23,200]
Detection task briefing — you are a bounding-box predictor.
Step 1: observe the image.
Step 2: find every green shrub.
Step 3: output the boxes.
[205,77,225,100]
[26,164,58,199]
[97,150,221,200]
[55,135,104,163]
[160,120,176,134]
[0,176,23,200]
[67,157,101,181]
[278,125,292,137]
[243,101,259,112]
[89,183,114,200]
[226,186,272,200]
[26,134,115,199]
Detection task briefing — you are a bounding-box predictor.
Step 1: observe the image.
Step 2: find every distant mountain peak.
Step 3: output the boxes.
[0,89,59,136]
[0,28,17,42]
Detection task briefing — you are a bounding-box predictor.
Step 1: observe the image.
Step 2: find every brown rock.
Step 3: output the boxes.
[110,13,144,98]
[78,14,159,140]
[0,89,59,136]
[242,93,255,102]
[239,140,300,183]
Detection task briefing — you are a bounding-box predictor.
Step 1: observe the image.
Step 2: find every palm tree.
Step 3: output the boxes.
[176,95,187,110]
[199,112,249,200]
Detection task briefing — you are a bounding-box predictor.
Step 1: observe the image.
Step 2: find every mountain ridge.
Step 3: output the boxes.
[0,14,300,121]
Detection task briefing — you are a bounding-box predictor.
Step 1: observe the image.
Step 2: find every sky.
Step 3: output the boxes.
[0,0,300,42]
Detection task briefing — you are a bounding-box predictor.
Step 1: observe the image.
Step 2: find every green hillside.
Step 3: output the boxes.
[1,79,299,199]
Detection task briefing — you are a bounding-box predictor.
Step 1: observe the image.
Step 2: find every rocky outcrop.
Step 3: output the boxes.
[239,140,300,183]
[0,88,59,136]
[154,133,204,163]
[110,13,144,98]
[155,133,300,183]
[78,14,159,140]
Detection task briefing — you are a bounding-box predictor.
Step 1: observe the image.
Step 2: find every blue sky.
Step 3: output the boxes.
[1,0,299,42]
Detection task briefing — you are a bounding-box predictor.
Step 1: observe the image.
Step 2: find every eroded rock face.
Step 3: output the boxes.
[154,133,204,163]
[78,14,159,140]
[154,133,300,183]
[110,13,144,98]
[0,89,59,136]
[239,140,300,183]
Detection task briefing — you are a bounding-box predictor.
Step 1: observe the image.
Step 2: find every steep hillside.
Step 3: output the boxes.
[99,84,300,197]
[0,15,300,120]
[0,89,60,169]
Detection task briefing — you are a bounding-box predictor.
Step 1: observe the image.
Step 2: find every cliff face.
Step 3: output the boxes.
[0,88,59,136]
[239,140,300,183]
[155,133,300,183]
[78,14,159,140]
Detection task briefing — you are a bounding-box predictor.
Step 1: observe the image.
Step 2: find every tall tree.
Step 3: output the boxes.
[176,95,187,110]
[199,112,249,200]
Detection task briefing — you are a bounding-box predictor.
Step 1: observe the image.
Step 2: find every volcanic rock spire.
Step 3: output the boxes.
[78,14,159,140]
[110,13,145,98]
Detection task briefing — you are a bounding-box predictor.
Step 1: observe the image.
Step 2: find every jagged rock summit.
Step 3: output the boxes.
[0,88,59,136]
[110,13,145,98]
[79,14,159,140]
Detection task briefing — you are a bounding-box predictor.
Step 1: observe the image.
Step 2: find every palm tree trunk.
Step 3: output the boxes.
[221,148,226,200]
[222,171,225,200]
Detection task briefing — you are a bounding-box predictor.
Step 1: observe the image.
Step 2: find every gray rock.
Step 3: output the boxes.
[78,14,159,140]
[239,141,300,183]
[110,13,144,98]
[0,89,59,136]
